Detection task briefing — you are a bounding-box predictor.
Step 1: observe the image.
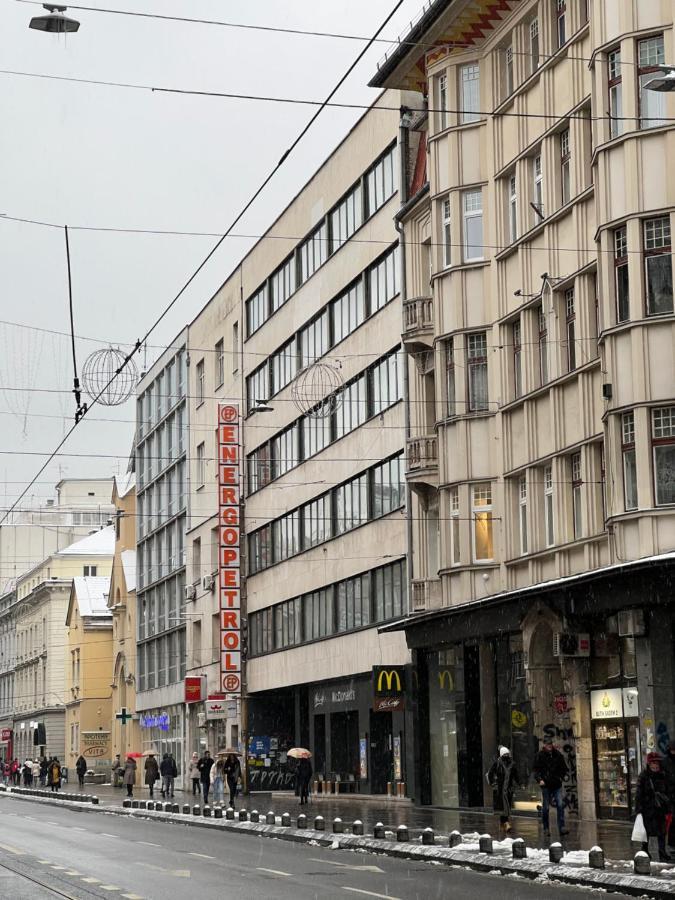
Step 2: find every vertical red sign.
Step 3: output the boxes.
[218,404,242,699]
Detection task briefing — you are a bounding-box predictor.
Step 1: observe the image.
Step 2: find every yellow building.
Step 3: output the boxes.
[65,577,113,773]
[108,471,140,770]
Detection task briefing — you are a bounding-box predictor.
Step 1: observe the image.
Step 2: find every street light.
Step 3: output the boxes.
[644,65,675,92]
[29,4,80,33]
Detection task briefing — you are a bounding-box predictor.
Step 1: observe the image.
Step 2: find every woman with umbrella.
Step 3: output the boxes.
[222,750,242,808]
[289,748,312,806]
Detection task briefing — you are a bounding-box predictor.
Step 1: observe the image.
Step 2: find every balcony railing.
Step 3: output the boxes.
[406,434,438,471]
[403,296,433,336]
[411,578,442,611]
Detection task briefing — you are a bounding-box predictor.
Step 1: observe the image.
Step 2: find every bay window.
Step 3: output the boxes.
[467,331,488,412]
[460,64,480,123]
[622,411,638,510]
[639,36,666,129]
[644,216,673,315]
[615,226,629,322]
[652,407,675,505]
[472,483,493,562]
[463,189,484,261]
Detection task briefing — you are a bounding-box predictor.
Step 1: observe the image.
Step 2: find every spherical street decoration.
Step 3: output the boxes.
[81,347,138,406]
[291,360,343,419]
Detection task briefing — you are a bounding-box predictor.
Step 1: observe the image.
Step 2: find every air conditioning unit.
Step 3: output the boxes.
[618,609,646,637]
[553,632,591,658]
[184,583,197,602]
[202,574,216,592]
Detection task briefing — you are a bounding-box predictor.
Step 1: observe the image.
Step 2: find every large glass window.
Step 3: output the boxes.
[299,223,328,284]
[300,311,329,368]
[246,284,267,336]
[330,183,363,252]
[366,145,396,216]
[248,525,272,575]
[644,217,673,315]
[371,455,404,518]
[370,351,402,415]
[303,494,331,549]
[270,256,296,313]
[472,483,493,561]
[273,511,300,563]
[335,474,368,535]
[246,362,269,414]
[652,407,675,505]
[467,332,488,412]
[639,36,666,129]
[615,226,629,322]
[622,412,638,510]
[303,414,331,459]
[335,373,367,439]
[463,189,484,261]
[248,444,271,493]
[272,424,299,479]
[332,280,365,344]
[460,64,480,123]
[544,464,555,547]
[337,574,371,632]
[303,589,334,641]
[608,48,623,138]
[373,559,406,622]
[271,337,298,395]
[368,245,400,313]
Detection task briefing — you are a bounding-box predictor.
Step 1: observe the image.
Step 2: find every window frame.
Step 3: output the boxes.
[467,331,488,412]
[565,288,576,372]
[450,486,460,566]
[530,18,540,73]
[556,0,566,49]
[560,128,571,206]
[532,153,544,223]
[508,173,518,243]
[459,63,480,124]
[544,464,555,547]
[438,72,448,131]
[638,35,666,130]
[472,483,494,563]
[652,407,675,506]
[614,226,629,322]
[518,475,528,555]
[512,319,522,398]
[462,188,484,262]
[446,338,456,416]
[538,306,549,386]
[442,197,452,267]
[643,216,673,316]
[622,411,638,511]
[215,339,224,388]
[571,451,583,539]
[608,48,623,139]
[196,359,205,405]
[196,442,205,488]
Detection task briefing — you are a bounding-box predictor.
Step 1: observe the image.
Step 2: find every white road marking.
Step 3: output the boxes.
[65,870,81,876]
[100,886,120,891]
[0,842,25,856]
[308,858,385,874]
[81,877,102,884]
[100,833,119,838]
[256,867,292,877]
[342,889,402,900]
[122,895,145,899]
[37,860,52,865]
[138,841,160,847]
[46,822,60,826]
[138,863,190,878]
[70,827,86,832]
[189,852,215,859]
[50,865,66,870]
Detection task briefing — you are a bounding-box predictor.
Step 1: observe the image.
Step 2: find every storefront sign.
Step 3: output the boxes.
[0,729,11,742]
[590,689,623,720]
[359,738,368,780]
[139,713,170,731]
[81,731,111,759]
[205,699,227,721]
[393,735,402,781]
[372,666,405,697]
[374,696,404,713]
[218,403,242,699]
[184,676,206,704]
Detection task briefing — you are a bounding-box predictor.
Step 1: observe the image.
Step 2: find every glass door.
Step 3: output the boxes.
[593,721,629,819]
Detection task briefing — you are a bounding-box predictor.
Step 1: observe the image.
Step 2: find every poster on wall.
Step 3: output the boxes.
[218,403,242,700]
[359,738,368,780]
[393,736,402,781]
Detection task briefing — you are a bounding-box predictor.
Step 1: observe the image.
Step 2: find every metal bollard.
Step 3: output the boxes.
[479,834,493,854]
[172,803,180,814]
[182,804,191,815]
[139,800,147,810]
[589,846,604,869]
[226,807,235,820]
[214,807,223,819]
[250,810,259,823]
[314,816,325,831]
[297,813,307,829]
[238,809,248,822]
[281,813,291,827]
[266,811,275,825]
[91,796,99,806]
[131,800,139,809]
[449,830,462,848]
[352,820,364,835]
[147,801,155,811]
[421,827,435,845]
[373,822,385,839]
[549,842,564,863]
[634,851,652,876]
[193,804,201,816]
[122,799,132,808]
[512,838,527,859]
[333,818,344,834]
[203,806,211,818]
[396,825,409,842]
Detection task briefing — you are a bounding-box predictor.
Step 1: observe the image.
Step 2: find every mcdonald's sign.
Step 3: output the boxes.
[372,666,405,697]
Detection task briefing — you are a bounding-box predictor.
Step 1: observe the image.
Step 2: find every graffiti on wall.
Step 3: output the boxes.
[657,722,671,755]
[542,722,578,812]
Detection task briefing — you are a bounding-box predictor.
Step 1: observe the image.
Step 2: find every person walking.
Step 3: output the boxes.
[188,752,201,797]
[296,756,312,806]
[211,753,226,806]
[160,753,177,798]
[488,746,521,833]
[533,737,569,837]
[198,750,214,806]
[48,758,62,792]
[39,756,48,787]
[123,755,137,798]
[75,754,87,788]
[144,753,159,799]
[223,753,241,809]
[22,759,33,787]
[636,751,671,861]
[111,755,122,788]
[662,740,675,850]
[11,759,20,786]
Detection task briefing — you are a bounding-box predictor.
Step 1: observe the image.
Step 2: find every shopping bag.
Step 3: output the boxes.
[631,813,647,843]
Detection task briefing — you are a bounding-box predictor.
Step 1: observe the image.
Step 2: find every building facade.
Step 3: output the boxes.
[371,0,675,820]
[135,331,189,776]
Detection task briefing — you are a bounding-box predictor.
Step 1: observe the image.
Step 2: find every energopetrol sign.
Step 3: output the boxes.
[218,403,242,699]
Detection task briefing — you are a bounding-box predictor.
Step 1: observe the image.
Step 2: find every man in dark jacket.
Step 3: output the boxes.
[636,752,671,861]
[197,751,214,806]
[75,754,87,788]
[160,753,177,798]
[533,737,569,836]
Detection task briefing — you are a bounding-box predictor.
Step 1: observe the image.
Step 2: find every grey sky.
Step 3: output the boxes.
[0,0,420,508]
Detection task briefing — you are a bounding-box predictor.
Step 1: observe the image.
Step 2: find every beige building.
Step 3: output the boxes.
[371,0,675,821]
[185,88,416,792]
[65,577,113,773]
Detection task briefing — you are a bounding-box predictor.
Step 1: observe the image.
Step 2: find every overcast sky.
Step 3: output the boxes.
[0,0,421,509]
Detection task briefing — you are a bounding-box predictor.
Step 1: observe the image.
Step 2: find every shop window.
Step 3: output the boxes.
[459,63,480,123]
[652,407,675,505]
[445,338,456,416]
[560,128,571,205]
[450,487,460,566]
[472,483,493,562]
[538,306,548,385]
[638,35,666,129]
[565,288,576,371]
[467,332,488,412]
[644,216,673,315]
[622,412,638,510]
[614,226,629,322]
[512,320,522,398]
[571,451,583,539]
[530,18,540,73]
[608,48,623,138]
[544,464,555,547]
[462,189,483,262]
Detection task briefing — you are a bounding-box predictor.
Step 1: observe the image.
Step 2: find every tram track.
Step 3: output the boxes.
[0,857,91,899]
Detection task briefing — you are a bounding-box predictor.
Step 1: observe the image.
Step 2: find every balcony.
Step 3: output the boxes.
[411,578,442,612]
[406,434,438,490]
[402,296,434,353]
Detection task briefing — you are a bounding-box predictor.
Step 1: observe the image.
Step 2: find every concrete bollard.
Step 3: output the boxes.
[352,820,364,835]
[203,806,211,818]
[449,830,462,848]
[172,803,180,814]
[226,807,235,820]
[147,801,155,811]
[422,828,435,845]
[297,813,307,829]
[512,838,527,859]
[373,822,386,839]
[91,796,99,806]
[193,804,201,816]
[314,816,325,831]
[122,799,132,808]
[131,800,139,809]
[214,807,223,819]
[589,846,605,869]
[266,811,275,825]
[250,810,259,823]
[139,801,147,810]
[333,818,344,834]
[238,809,248,822]
[549,842,564,863]
[281,813,291,827]
[182,804,190,815]
[479,834,493,854]
[396,825,409,842]
[634,851,652,876]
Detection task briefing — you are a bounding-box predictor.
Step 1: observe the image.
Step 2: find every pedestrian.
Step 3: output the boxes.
[123,755,137,798]
[635,751,671,861]
[188,751,201,797]
[533,737,569,836]
[296,756,312,806]
[144,752,159,798]
[39,756,48,787]
[211,753,226,806]
[160,753,177,798]
[75,754,87,788]
[2,761,8,786]
[22,759,33,787]
[488,746,521,833]
[223,753,241,808]
[48,757,62,792]
[11,758,19,786]
[662,740,675,849]
[198,750,214,806]
[112,754,122,787]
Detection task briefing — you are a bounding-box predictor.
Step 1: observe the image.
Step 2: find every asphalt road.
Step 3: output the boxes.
[0,795,632,900]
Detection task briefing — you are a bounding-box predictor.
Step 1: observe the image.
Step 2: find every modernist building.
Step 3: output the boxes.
[186,88,417,792]
[371,0,675,820]
[134,330,189,775]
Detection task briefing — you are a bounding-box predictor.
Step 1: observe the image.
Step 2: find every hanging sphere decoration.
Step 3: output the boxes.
[291,360,344,419]
[81,347,138,406]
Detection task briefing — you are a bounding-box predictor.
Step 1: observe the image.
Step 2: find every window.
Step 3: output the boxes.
[530,18,540,73]
[450,486,460,566]
[508,174,517,243]
[83,565,97,577]
[532,154,544,222]
[460,64,480,123]
[272,424,299,478]
[565,288,576,371]
[505,45,514,98]
[371,455,404,517]
[272,511,300,562]
[332,280,365,344]
[644,217,673,315]
[462,189,483,261]
[246,285,267,336]
[446,338,456,416]
[303,414,331,460]
[270,256,296,312]
[271,338,298,395]
[544,464,555,547]
[467,332,488,412]
[299,222,328,284]
[538,307,548,385]
[438,73,448,130]
[373,559,406,622]
[331,183,363,252]
[337,574,371,632]
[335,474,368,535]
[274,598,302,650]
[513,320,522,398]
[615,226,629,322]
[639,36,666,129]
[247,362,269,414]
[196,442,205,487]
[300,311,329,368]
[232,322,239,374]
[250,607,273,656]
[368,245,400,313]
[556,0,566,48]
[248,524,272,575]
[196,359,205,405]
[192,537,201,583]
[608,48,623,138]
[571,451,583,539]
[652,407,675,505]
[215,339,224,387]
[472,484,493,562]
[303,494,331,549]
[304,588,334,641]
[366,145,396,216]
[622,412,638,510]
[335,373,367,439]
[518,475,528,554]
[442,197,452,267]
[370,350,402,415]
[560,129,571,205]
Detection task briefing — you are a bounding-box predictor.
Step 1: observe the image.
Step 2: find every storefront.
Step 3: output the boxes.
[0,727,12,763]
[139,705,185,782]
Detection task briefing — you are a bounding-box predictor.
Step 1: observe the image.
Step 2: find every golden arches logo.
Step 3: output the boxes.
[438,670,454,691]
[377,670,402,693]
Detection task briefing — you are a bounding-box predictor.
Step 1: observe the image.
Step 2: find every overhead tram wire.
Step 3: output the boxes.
[0,0,407,526]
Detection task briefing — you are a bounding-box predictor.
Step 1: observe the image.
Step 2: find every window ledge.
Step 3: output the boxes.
[504,531,607,566]
[498,357,601,412]
[432,259,489,282]
[599,313,675,342]
[437,561,499,577]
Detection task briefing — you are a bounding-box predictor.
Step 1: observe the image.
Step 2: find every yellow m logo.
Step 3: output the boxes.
[438,670,454,691]
[377,670,402,693]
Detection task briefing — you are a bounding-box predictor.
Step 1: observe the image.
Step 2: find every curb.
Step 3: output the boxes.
[2,790,674,898]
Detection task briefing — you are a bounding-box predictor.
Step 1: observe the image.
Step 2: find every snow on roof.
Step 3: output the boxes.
[114,470,135,500]
[58,525,115,557]
[121,549,136,593]
[72,576,111,617]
